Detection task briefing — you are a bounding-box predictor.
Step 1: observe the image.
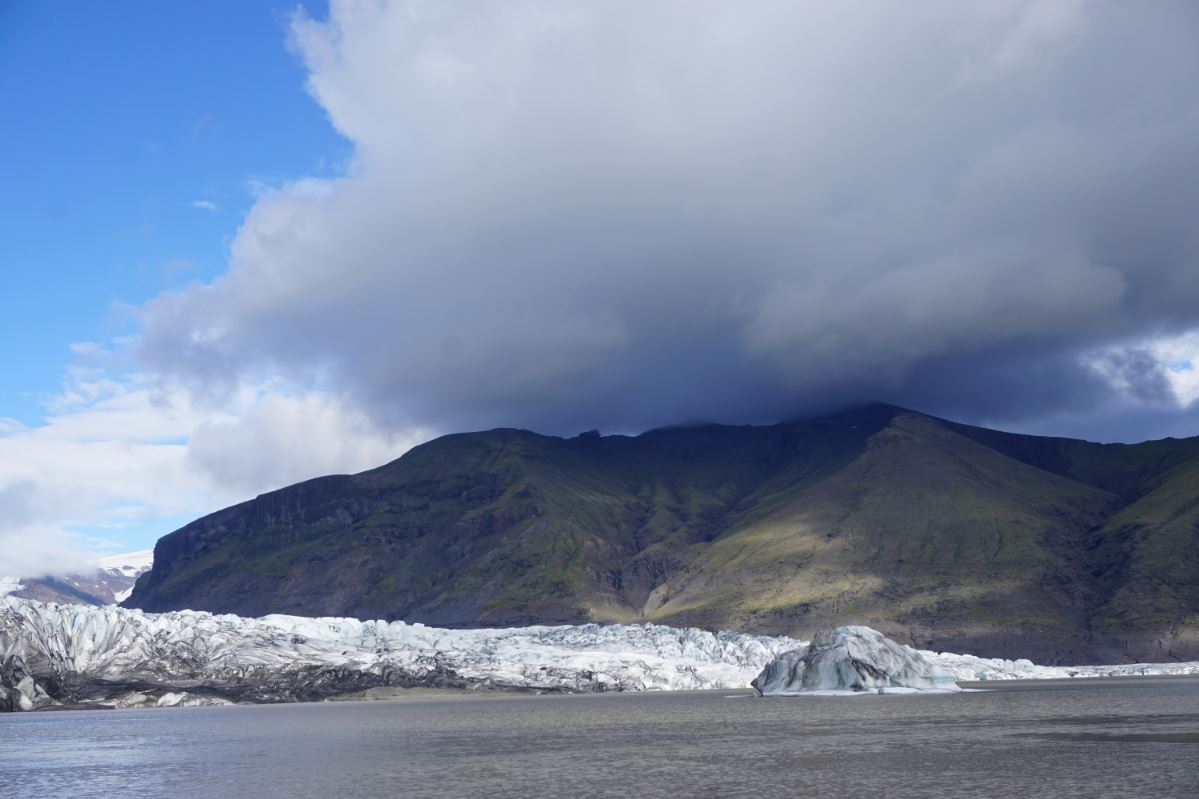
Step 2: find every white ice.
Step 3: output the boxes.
[753,626,1199,696]
[0,597,803,709]
[923,649,1199,681]
[4,598,1197,711]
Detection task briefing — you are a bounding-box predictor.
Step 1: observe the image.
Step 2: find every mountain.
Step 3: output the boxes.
[124,405,1199,663]
[3,550,153,606]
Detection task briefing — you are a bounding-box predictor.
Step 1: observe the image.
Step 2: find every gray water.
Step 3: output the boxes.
[2,677,1198,798]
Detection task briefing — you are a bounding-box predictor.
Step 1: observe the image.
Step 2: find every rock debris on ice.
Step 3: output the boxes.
[0,597,801,710]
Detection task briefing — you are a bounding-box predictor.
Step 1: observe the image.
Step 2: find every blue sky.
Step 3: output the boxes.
[0,2,411,566]
[0,1,345,425]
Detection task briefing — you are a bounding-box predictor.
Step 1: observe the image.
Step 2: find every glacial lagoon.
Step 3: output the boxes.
[2,677,1197,798]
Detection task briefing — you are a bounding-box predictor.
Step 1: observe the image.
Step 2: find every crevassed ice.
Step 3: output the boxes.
[0,597,804,705]
[3,598,1197,711]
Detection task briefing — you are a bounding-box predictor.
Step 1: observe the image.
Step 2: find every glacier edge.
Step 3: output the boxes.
[3,598,1197,711]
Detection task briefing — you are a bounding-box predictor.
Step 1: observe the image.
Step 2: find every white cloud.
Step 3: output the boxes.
[0,367,429,578]
[187,391,430,498]
[0,418,25,436]
[1084,328,1199,409]
[1139,331,1199,407]
[191,199,218,211]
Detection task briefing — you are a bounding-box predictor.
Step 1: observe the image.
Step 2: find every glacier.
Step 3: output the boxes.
[0,597,802,710]
[3,597,1197,711]
[925,649,1199,682]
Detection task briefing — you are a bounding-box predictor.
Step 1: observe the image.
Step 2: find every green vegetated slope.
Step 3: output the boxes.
[125,404,1199,663]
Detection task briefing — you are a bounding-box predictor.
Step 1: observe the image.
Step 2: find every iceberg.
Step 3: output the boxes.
[752,626,961,695]
[753,626,1199,695]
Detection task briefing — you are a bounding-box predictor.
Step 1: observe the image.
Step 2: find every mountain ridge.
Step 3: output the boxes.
[125,404,1199,663]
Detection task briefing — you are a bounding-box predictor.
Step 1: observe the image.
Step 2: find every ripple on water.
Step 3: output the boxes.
[1,678,1197,799]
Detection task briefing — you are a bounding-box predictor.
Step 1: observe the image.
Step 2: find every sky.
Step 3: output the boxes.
[2,0,1199,576]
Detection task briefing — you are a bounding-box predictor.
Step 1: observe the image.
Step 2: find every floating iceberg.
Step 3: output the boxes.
[753,627,1199,695]
[752,626,961,695]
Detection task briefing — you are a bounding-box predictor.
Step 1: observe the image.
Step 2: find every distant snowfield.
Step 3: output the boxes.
[0,549,154,606]
[98,549,155,603]
[0,550,155,593]
[97,549,154,578]
[2,597,1197,711]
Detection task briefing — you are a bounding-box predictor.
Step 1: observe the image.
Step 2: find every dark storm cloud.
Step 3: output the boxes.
[138,1,1199,442]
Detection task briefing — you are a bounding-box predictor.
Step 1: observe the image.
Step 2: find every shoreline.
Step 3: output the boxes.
[8,674,1199,715]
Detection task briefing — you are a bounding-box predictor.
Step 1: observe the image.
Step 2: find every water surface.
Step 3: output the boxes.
[2,677,1197,798]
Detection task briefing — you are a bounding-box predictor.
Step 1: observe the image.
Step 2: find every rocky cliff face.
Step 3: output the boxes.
[125,404,1199,663]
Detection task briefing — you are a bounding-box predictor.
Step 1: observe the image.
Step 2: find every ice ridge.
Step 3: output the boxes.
[0,597,801,710]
